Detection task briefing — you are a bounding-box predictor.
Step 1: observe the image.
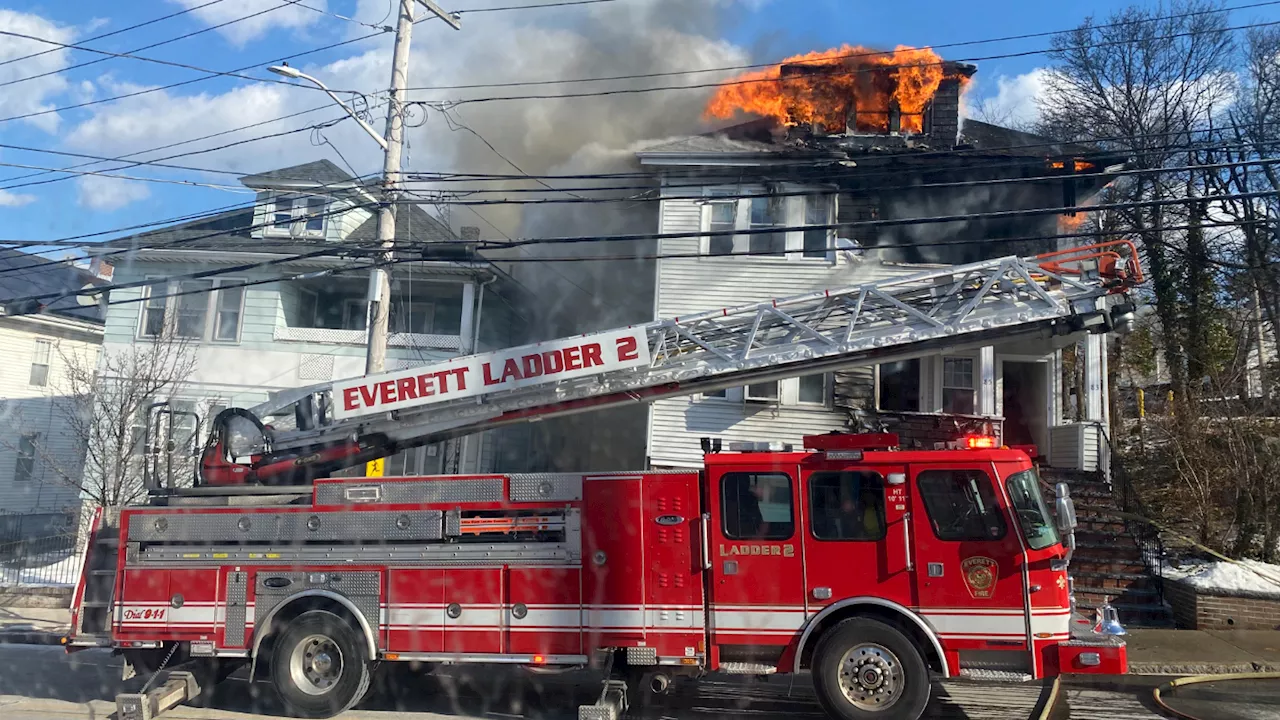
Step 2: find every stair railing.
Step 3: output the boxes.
[1092,421,1166,604]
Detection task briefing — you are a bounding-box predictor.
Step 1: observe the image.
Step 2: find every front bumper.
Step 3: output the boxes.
[1055,612,1127,675]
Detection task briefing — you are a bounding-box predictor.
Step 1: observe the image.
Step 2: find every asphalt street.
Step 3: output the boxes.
[0,643,1269,720]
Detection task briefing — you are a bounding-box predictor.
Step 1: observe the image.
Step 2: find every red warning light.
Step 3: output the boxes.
[963,435,998,449]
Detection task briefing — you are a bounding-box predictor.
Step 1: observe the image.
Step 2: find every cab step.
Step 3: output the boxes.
[957,668,1034,683]
[719,662,778,675]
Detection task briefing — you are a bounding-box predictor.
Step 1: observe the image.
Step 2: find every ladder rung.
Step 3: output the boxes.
[90,569,117,576]
[80,601,113,608]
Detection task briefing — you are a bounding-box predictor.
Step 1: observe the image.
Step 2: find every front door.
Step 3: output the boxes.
[909,463,1030,658]
[707,465,806,651]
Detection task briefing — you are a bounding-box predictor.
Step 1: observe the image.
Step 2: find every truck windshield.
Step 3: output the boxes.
[1005,469,1060,550]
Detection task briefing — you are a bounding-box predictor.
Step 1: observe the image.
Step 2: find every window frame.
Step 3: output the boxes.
[745,379,780,403]
[264,193,327,239]
[135,277,245,344]
[719,471,795,541]
[697,187,835,263]
[941,355,977,415]
[14,432,37,483]
[807,470,888,541]
[796,372,831,407]
[877,359,922,412]
[29,339,52,387]
[802,194,834,259]
[916,468,1009,541]
[390,300,436,335]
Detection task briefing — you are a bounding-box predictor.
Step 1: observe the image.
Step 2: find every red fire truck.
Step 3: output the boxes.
[66,245,1139,720]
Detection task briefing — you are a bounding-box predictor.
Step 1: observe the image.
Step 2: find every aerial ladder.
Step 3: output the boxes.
[175,241,1141,491]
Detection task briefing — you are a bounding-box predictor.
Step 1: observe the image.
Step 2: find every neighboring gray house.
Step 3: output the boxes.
[96,160,525,478]
[0,249,104,540]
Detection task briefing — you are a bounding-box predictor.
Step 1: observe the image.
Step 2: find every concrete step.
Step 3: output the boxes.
[1073,529,1139,545]
[1077,517,1128,533]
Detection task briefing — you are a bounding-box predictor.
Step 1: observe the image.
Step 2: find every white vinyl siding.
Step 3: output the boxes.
[648,185,921,468]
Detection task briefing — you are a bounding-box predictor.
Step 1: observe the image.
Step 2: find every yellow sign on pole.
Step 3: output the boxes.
[365,457,384,477]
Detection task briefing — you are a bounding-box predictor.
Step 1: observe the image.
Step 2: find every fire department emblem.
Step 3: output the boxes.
[961,556,998,599]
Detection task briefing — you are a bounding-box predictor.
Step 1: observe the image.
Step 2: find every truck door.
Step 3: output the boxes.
[707,465,806,649]
[908,464,1030,655]
[801,463,914,615]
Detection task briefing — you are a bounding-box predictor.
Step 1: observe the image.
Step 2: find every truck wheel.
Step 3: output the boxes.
[270,610,371,718]
[810,618,930,720]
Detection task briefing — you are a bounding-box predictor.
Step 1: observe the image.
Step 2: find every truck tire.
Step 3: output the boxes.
[270,610,371,718]
[810,617,930,720]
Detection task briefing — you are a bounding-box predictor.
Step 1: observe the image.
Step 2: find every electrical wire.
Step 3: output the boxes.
[0,1,332,91]
[420,19,1280,106]
[403,0,1280,92]
[0,0,230,69]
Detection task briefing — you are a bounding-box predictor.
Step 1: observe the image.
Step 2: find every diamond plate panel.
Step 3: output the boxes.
[128,510,443,543]
[509,474,583,502]
[253,570,381,644]
[314,478,502,505]
[625,646,657,665]
[224,571,248,647]
[444,509,461,537]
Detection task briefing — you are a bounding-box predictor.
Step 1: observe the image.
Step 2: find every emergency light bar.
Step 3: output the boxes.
[963,435,998,449]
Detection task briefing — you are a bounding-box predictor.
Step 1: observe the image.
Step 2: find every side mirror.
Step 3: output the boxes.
[1055,495,1078,531]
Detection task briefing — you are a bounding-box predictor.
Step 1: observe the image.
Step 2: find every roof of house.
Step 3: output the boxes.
[0,248,103,323]
[238,159,360,188]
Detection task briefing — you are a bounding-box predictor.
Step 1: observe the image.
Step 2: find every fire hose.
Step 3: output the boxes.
[1152,673,1280,720]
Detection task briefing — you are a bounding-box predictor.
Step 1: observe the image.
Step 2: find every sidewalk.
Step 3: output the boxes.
[1125,628,1280,674]
[0,606,70,645]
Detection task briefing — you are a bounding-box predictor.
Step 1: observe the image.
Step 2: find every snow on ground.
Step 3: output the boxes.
[0,554,81,588]
[1163,557,1280,597]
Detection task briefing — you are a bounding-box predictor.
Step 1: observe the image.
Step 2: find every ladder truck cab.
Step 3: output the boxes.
[67,243,1141,720]
[67,432,1121,720]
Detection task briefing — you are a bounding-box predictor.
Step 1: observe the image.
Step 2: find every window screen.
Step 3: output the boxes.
[809,471,886,540]
[721,472,793,540]
[917,469,1007,541]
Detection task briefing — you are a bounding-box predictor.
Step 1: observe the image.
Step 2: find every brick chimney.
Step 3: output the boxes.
[927,62,975,147]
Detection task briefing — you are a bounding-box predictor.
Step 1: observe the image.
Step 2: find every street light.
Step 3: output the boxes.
[267,64,387,151]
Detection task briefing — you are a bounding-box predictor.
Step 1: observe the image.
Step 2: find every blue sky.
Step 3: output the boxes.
[0,0,1276,249]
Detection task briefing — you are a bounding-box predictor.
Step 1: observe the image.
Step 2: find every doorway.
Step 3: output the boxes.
[1000,361,1049,451]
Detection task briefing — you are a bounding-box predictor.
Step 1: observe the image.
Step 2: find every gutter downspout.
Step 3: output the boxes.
[460,275,496,473]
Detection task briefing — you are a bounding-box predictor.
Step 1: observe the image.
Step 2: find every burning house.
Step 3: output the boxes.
[507,45,1129,477]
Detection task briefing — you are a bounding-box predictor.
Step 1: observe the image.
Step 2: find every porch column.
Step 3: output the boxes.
[459,281,477,354]
[1083,334,1105,422]
[979,346,996,417]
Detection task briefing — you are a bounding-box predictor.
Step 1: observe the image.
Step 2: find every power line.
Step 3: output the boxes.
[455,0,620,12]
[0,0,230,69]
[0,160,253,193]
[0,1,329,92]
[421,19,1280,106]
[402,0,1280,93]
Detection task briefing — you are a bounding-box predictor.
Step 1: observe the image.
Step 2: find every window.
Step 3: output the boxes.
[943,356,976,414]
[878,359,920,412]
[297,288,319,327]
[267,194,327,237]
[798,373,827,405]
[748,198,786,256]
[703,388,727,398]
[1006,469,1060,550]
[721,472,794,540]
[746,380,779,402]
[809,471,886,540]
[343,299,368,331]
[174,280,214,338]
[14,433,37,482]
[213,285,244,342]
[141,284,168,337]
[137,279,243,343]
[803,195,831,258]
[707,201,737,256]
[390,302,435,334]
[917,469,1007,541]
[29,339,51,387]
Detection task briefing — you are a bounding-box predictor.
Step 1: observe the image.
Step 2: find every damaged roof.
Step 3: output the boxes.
[0,248,103,323]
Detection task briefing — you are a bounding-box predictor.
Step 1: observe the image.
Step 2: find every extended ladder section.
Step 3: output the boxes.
[194,242,1141,487]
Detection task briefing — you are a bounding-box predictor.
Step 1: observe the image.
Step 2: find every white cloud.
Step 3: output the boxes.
[166,0,327,46]
[0,10,76,132]
[0,189,36,207]
[964,68,1048,129]
[76,175,152,210]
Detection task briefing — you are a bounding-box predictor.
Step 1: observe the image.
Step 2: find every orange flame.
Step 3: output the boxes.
[1058,213,1087,233]
[705,45,966,134]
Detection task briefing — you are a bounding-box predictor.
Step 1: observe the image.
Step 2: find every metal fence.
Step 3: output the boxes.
[0,533,82,588]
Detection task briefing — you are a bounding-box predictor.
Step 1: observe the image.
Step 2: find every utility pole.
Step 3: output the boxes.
[366,0,460,375]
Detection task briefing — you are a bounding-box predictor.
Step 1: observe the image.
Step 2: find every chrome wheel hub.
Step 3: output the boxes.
[289,634,344,696]
[837,643,904,712]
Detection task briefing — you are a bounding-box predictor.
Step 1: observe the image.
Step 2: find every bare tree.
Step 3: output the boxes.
[1036,0,1237,403]
[45,337,197,510]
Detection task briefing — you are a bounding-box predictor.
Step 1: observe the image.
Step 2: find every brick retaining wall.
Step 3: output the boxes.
[1165,578,1280,630]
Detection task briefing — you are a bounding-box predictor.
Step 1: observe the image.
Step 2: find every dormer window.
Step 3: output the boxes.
[266,194,327,238]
